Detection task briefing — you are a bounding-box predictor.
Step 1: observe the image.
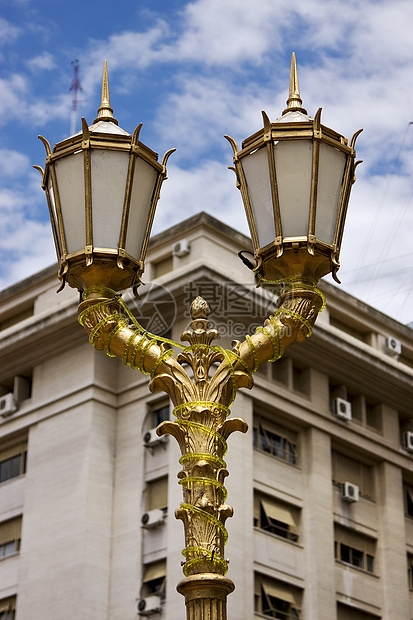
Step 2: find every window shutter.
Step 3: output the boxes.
[147,477,168,511]
[261,499,299,529]
[0,516,22,546]
[143,559,166,582]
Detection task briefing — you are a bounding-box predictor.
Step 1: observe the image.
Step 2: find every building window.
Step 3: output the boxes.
[334,525,376,574]
[332,450,374,500]
[146,476,168,513]
[0,516,22,560]
[337,603,380,619]
[141,559,166,600]
[271,357,290,386]
[254,493,300,543]
[291,362,310,395]
[152,255,173,278]
[271,357,310,396]
[0,444,27,484]
[253,416,298,465]
[0,596,16,620]
[0,373,32,407]
[408,554,413,590]
[151,404,170,428]
[329,382,382,432]
[365,400,382,432]
[404,483,413,518]
[254,574,301,619]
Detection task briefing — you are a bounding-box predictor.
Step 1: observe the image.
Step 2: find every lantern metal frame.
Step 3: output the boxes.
[35,61,174,294]
[226,53,362,285]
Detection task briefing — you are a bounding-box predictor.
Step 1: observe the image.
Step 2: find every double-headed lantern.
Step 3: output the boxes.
[226,53,362,285]
[35,61,174,293]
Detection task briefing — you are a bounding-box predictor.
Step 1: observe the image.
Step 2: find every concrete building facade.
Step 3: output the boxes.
[0,212,412,620]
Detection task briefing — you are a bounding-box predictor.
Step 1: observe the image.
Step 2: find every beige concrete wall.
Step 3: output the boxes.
[301,427,336,620]
[376,462,410,620]
[17,401,115,619]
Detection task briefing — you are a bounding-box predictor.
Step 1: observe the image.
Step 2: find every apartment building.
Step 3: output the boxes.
[0,212,412,620]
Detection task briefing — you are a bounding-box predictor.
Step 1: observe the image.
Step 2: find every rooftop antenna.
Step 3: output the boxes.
[69,60,84,135]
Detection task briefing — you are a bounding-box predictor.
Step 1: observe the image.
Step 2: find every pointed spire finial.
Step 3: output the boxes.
[282,52,307,116]
[93,60,118,125]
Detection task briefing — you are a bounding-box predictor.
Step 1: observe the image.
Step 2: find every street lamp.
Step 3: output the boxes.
[36,55,361,620]
[226,53,362,286]
[35,60,175,294]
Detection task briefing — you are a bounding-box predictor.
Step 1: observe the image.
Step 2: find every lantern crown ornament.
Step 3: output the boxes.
[35,60,175,294]
[226,52,362,285]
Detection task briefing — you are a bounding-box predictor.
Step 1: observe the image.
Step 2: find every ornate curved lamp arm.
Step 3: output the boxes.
[78,289,191,395]
[233,281,324,373]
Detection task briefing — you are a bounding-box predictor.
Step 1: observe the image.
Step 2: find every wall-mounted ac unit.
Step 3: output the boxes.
[137,595,162,615]
[172,239,190,257]
[342,482,359,502]
[383,336,402,357]
[143,428,165,448]
[403,431,413,453]
[0,393,18,418]
[332,397,352,421]
[141,508,165,529]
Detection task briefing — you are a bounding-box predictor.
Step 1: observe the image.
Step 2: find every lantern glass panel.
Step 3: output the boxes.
[315,142,346,245]
[47,177,62,257]
[91,149,129,249]
[54,151,86,254]
[241,146,275,248]
[125,157,158,260]
[274,140,312,238]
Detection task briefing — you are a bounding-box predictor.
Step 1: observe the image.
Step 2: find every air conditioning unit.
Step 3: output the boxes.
[141,508,165,529]
[403,431,413,453]
[0,393,18,418]
[172,239,190,257]
[332,397,352,421]
[342,482,359,502]
[384,336,402,357]
[143,428,165,448]
[137,595,162,615]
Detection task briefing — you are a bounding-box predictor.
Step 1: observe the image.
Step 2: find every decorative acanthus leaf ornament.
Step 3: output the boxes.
[155,297,250,577]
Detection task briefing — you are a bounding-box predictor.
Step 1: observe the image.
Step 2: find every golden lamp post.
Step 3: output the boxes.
[35,54,361,620]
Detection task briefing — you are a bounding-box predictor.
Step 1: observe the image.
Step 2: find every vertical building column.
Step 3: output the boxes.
[301,426,336,620]
[18,402,116,618]
[376,461,409,620]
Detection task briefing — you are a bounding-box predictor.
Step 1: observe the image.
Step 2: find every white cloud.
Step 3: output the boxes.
[152,159,248,235]
[0,149,31,178]
[27,51,56,71]
[172,0,285,65]
[0,74,28,121]
[338,171,413,323]
[0,17,21,45]
[0,219,55,290]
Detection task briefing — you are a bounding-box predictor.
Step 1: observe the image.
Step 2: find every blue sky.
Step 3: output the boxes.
[1,0,412,324]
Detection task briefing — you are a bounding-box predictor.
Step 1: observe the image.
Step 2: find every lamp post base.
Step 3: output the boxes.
[177,574,235,620]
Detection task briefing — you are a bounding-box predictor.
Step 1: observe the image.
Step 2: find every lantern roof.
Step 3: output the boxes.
[274,110,312,124]
[88,120,130,136]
